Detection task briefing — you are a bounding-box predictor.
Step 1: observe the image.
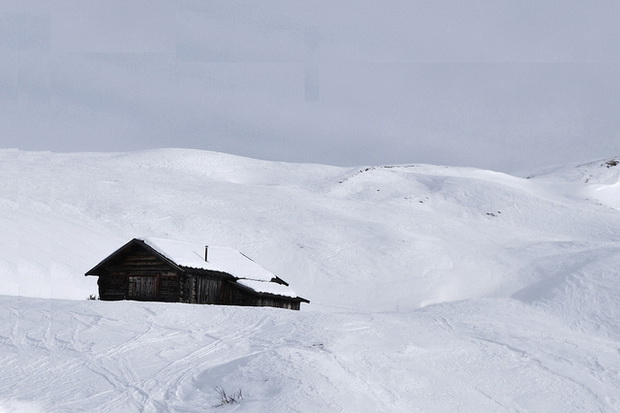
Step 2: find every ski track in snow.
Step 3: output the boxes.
[2,296,619,412]
[1,149,620,411]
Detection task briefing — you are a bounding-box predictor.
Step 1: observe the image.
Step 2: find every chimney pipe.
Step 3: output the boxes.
[204,245,209,262]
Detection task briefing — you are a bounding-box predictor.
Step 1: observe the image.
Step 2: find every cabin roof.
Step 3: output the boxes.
[86,237,308,301]
[142,237,277,282]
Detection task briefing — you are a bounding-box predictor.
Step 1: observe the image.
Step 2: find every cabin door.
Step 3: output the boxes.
[127,275,159,300]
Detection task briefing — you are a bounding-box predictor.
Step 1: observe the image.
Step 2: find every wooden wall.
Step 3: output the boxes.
[98,275,126,301]
[190,271,301,309]
[98,246,180,302]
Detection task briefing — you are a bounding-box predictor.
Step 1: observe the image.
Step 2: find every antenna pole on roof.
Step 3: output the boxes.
[204,245,209,262]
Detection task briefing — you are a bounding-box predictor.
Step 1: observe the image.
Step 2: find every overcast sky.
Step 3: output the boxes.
[1,1,620,173]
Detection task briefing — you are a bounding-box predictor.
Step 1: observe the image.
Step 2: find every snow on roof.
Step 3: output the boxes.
[237,279,297,298]
[140,237,299,299]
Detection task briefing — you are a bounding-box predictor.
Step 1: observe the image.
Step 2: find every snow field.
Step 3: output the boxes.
[1,296,619,412]
[1,148,620,411]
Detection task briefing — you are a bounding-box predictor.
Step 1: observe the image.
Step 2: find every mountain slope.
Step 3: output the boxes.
[1,149,619,312]
[1,149,620,412]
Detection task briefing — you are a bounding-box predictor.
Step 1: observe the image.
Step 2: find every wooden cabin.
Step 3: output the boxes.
[85,238,309,310]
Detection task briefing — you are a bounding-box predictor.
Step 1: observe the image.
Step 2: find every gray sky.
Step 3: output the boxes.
[1,0,620,173]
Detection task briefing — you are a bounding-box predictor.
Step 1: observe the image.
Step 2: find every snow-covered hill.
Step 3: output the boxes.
[1,148,619,411]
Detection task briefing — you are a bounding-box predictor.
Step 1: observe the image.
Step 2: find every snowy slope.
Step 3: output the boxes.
[525,156,620,210]
[3,148,620,312]
[1,148,620,411]
[2,296,619,412]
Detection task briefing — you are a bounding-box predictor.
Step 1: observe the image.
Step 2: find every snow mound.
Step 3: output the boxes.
[526,156,620,209]
[527,156,620,184]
